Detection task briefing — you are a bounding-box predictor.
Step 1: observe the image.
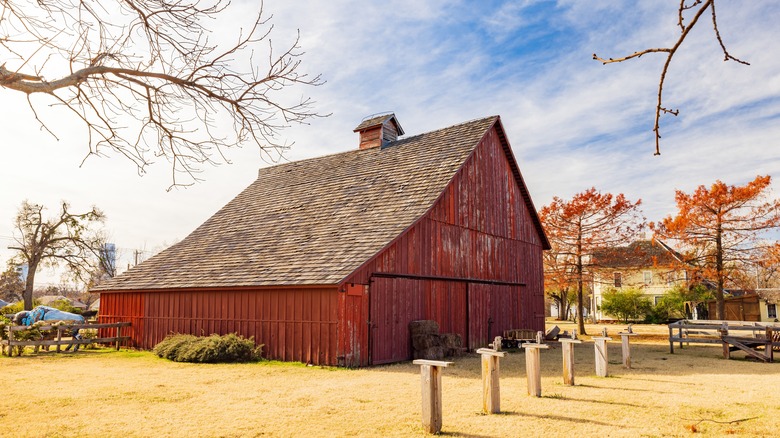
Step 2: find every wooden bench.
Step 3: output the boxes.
[668,320,779,362]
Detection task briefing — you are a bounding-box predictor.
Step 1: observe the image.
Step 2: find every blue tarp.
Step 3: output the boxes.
[20,306,85,326]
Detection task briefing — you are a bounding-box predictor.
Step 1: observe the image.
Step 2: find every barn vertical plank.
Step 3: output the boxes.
[311,289,322,365]
[270,290,279,360]
[328,289,339,365]
[360,286,369,366]
[286,289,295,362]
[303,290,312,364]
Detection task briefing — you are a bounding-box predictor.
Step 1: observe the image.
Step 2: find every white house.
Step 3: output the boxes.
[591,239,687,321]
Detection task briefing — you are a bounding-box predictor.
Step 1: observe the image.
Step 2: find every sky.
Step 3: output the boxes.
[1,0,779,288]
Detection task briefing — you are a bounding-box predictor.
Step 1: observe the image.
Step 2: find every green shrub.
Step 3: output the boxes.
[0,318,8,341]
[47,299,83,314]
[0,300,39,315]
[79,328,99,349]
[153,334,199,360]
[153,333,263,363]
[601,287,652,323]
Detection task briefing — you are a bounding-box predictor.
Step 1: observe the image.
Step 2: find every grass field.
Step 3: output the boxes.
[2,321,779,437]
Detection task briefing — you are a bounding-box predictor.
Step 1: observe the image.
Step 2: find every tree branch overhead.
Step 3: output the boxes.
[0,0,325,188]
[593,0,748,155]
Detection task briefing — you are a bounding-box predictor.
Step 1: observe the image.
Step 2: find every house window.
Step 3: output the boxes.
[654,296,662,305]
[666,272,675,285]
[644,271,652,285]
[768,304,777,319]
[614,272,622,288]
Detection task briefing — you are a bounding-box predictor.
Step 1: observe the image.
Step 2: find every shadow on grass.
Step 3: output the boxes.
[543,394,647,408]
[575,383,676,395]
[512,412,615,427]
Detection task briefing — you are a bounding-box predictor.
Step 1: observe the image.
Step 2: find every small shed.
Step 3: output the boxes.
[93,114,550,366]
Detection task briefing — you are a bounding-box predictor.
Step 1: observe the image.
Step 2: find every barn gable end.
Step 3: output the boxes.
[339,118,547,366]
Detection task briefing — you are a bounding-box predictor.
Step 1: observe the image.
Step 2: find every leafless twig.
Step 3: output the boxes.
[593,0,748,155]
[0,0,325,189]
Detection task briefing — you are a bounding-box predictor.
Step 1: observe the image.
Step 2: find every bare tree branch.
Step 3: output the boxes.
[593,0,748,155]
[0,0,325,189]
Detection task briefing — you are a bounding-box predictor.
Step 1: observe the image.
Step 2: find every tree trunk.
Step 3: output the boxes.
[23,266,37,311]
[715,223,725,320]
[576,248,587,335]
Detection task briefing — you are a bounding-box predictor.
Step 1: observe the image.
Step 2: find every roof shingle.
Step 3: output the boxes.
[95,116,498,291]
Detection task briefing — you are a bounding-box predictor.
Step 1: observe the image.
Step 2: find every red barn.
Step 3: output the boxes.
[94,114,549,366]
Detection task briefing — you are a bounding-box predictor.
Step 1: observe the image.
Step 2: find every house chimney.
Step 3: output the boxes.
[353,113,404,149]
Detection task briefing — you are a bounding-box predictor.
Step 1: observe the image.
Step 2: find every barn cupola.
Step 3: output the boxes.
[353,113,404,150]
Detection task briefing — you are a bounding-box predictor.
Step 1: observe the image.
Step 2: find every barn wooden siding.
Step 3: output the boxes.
[342,124,546,365]
[99,287,344,365]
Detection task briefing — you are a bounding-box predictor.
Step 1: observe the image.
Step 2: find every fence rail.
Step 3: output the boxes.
[1,322,131,356]
[668,319,779,362]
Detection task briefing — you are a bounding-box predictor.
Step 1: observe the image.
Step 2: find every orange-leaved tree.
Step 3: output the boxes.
[543,244,575,322]
[540,188,645,335]
[652,175,780,319]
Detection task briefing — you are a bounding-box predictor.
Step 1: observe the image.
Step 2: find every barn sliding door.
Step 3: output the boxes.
[468,284,522,349]
[369,277,467,365]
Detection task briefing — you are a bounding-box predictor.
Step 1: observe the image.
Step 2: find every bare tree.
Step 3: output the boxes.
[593,0,749,155]
[0,0,324,188]
[9,201,105,310]
[0,263,24,303]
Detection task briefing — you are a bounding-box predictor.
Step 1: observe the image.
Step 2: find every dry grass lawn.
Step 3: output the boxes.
[2,321,779,437]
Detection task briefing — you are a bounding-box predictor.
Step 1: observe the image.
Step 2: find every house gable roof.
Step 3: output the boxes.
[95,116,524,291]
[592,239,681,269]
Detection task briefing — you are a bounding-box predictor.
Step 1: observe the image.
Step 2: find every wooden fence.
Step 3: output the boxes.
[668,319,780,362]
[1,322,131,357]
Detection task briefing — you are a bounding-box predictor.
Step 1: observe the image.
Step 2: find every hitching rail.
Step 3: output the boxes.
[1,322,131,356]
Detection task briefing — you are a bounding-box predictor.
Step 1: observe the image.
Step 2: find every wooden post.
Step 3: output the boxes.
[522,343,549,397]
[56,326,63,353]
[668,324,674,354]
[678,325,683,349]
[618,332,638,369]
[767,327,774,363]
[476,348,506,414]
[116,324,122,351]
[720,322,730,360]
[8,325,14,357]
[412,359,453,434]
[558,338,582,385]
[593,336,612,377]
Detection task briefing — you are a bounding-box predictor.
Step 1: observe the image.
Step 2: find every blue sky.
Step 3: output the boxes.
[1,0,779,287]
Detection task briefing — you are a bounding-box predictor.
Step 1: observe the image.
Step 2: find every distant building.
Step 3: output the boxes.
[591,240,687,321]
[37,295,88,310]
[703,289,780,322]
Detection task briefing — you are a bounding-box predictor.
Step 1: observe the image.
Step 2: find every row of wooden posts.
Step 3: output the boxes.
[412,329,639,434]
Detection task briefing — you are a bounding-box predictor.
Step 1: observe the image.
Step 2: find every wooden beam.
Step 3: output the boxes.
[476,348,505,414]
[593,337,612,377]
[412,359,453,434]
[558,338,582,385]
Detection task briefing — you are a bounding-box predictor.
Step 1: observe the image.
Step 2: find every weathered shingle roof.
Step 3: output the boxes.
[756,289,780,305]
[592,240,681,269]
[95,116,500,291]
